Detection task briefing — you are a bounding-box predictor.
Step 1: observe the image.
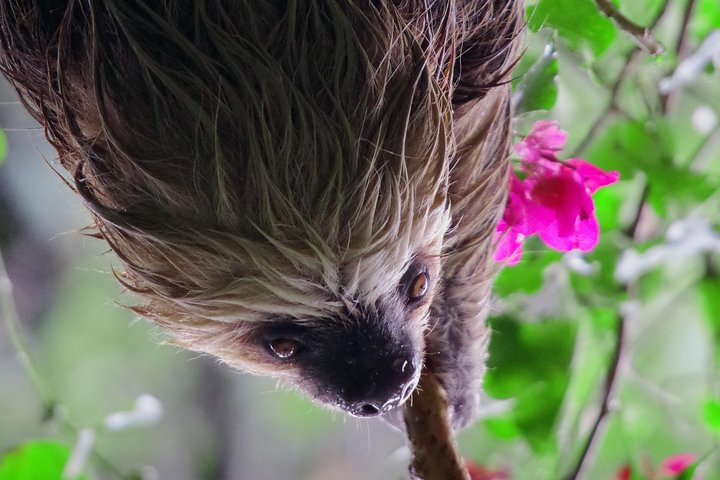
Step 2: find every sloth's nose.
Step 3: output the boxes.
[347,357,419,418]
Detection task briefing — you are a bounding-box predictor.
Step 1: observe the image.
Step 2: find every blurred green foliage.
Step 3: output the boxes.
[527,0,617,58]
[0,129,6,165]
[514,44,559,114]
[1,0,720,479]
[0,442,87,480]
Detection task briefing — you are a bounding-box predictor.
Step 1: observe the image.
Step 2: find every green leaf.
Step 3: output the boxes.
[568,235,623,298]
[593,187,623,232]
[585,120,669,178]
[619,0,669,26]
[494,249,562,296]
[588,307,616,332]
[527,0,617,59]
[514,44,559,113]
[691,0,720,41]
[0,441,88,480]
[677,463,699,480]
[585,120,715,216]
[630,468,647,480]
[698,278,720,364]
[0,129,7,165]
[483,417,522,440]
[702,398,720,432]
[698,279,720,330]
[483,315,577,452]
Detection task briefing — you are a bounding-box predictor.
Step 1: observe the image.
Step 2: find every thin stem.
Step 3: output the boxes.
[0,248,132,480]
[0,250,54,408]
[594,0,664,55]
[661,0,698,112]
[675,0,698,61]
[565,186,649,480]
[565,312,627,480]
[571,50,640,157]
[571,0,672,157]
[688,125,720,171]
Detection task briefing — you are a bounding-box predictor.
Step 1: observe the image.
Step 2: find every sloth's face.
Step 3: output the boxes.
[248,257,434,418]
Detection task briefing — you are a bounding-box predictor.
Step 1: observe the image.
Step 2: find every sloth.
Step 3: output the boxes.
[0,0,521,428]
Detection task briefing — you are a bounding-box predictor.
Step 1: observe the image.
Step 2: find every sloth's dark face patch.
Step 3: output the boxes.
[256,303,423,417]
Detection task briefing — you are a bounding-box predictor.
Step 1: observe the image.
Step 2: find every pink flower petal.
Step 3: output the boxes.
[497,121,618,264]
[536,223,576,251]
[528,172,585,237]
[532,121,568,150]
[616,465,631,480]
[524,120,568,151]
[574,214,600,251]
[494,223,524,266]
[516,121,568,165]
[660,453,696,475]
[567,158,620,193]
[523,200,555,236]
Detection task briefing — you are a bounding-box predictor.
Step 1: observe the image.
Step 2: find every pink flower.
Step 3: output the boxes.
[515,120,567,164]
[615,465,631,480]
[568,158,620,193]
[495,172,537,265]
[495,122,619,265]
[660,453,696,475]
[465,460,511,480]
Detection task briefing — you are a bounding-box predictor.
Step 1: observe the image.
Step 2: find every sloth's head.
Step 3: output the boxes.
[129,204,450,417]
[0,1,513,416]
[250,257,435,417]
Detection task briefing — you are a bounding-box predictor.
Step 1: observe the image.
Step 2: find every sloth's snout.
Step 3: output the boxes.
[344,356,420,418]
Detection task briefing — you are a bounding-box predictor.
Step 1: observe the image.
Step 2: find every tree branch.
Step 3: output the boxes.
[660,0,698,112]
[565,309,627,480]
[570,49,641,157]
[594,0,664,55]
[565,185,649,480]
[571,0,672,157]
[403,372,470,480]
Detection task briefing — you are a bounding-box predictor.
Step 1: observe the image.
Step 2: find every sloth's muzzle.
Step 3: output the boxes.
[340,356,420,418]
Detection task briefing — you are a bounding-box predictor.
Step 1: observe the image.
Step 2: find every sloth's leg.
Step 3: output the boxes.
[429,84,514,429]
[427,278,494,429]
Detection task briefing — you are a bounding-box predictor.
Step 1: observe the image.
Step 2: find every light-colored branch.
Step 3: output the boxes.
[0,250,53,408]
[403,372,470,480]
[0,248,132,480]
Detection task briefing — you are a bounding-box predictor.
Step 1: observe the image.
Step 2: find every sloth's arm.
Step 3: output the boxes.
[423,0,522,429]
[429,86,513,429]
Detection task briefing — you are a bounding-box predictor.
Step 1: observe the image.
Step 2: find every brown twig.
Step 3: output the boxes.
[661,0,698,112]
[565,309,627,480]
[570,49,641,157]
[403,372,470,480]
[571,0,672,157]
[675,0,698,58]
[594,0,664,55]
[565,185,649,480]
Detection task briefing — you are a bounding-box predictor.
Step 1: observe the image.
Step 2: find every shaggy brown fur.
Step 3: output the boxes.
[0,0,522,426]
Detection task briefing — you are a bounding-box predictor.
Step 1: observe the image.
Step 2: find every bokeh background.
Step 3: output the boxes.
[1,1,720,479]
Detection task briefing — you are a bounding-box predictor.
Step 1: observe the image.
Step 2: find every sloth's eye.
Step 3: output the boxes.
[407,272,429,301]
[268,338,302,359]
